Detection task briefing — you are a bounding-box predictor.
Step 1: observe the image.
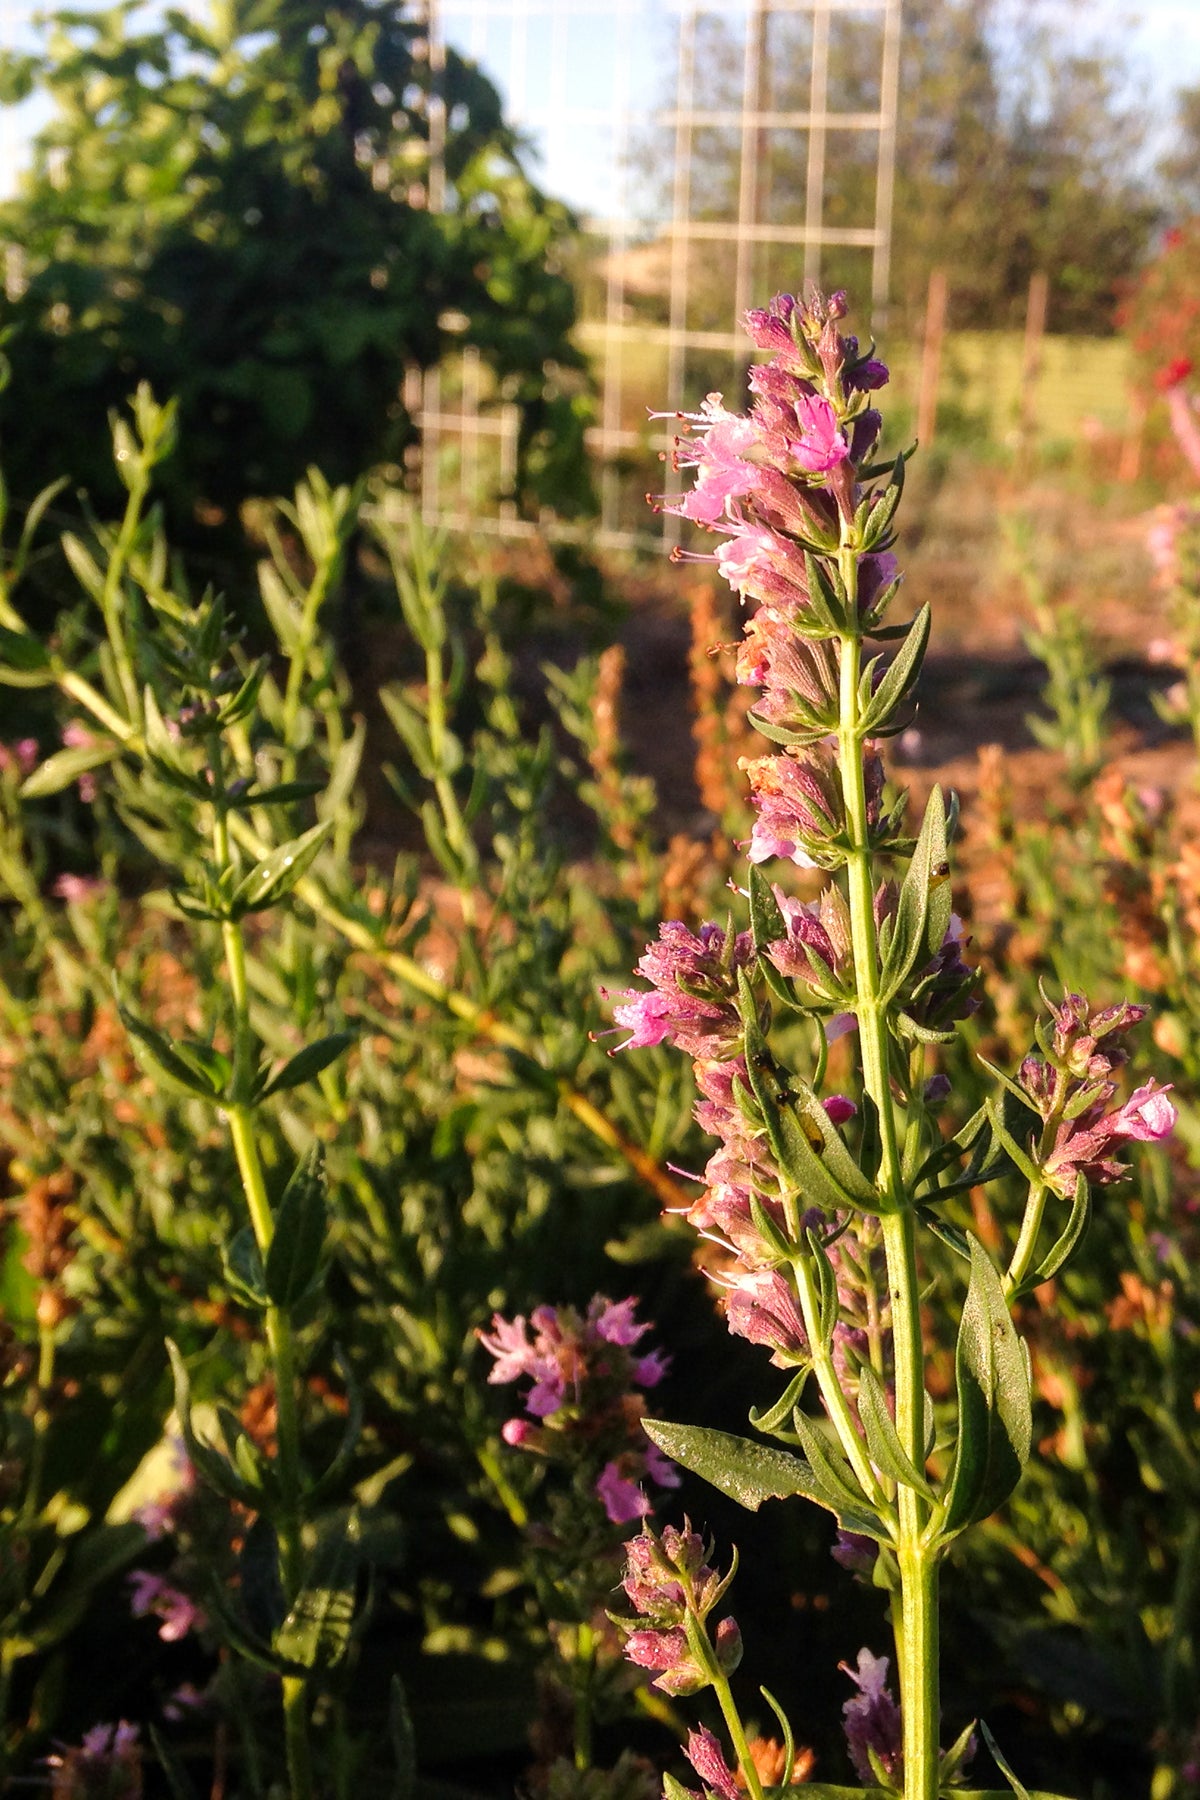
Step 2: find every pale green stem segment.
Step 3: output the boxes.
[710,1664,767,1800]
[836,536,940,1800]
[791,1252,892,1520]
[1005,1179,1050,1296]
[573,1619,596,1772]
[213,809,312,1800]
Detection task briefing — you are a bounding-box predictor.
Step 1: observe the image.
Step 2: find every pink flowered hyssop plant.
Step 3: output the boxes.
[606,285,1176,1800]
[480,1293,679,1523]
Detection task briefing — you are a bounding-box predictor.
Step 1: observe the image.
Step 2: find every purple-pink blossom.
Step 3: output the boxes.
[128,1570,204,1643]
[606,920,752,1058]
[724,1268,809,1366]
[841,1647,902,1785]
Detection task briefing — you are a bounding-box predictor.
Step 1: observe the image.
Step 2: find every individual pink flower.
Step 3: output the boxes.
[841,1648,902,1785]
[724,1268,809,1366]
[787,391,850,474]
[1110,1081,1178,1142]
[657,394,761,526]
[51,874,107,904]
[128,1571,204,1643]
[589,1295,648,1346]
[0,738,37,778]
[606,921,752,1058]
[595,1459,651,1524]
[743,752,842,866]
[686,1728,741,1800]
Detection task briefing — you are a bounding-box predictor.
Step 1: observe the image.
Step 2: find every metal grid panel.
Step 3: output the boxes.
[0,0,900,551]
[419,0,902,548]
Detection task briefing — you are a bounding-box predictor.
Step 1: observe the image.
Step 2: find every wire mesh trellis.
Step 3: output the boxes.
[0,0,901,551]
[415,0,902,548]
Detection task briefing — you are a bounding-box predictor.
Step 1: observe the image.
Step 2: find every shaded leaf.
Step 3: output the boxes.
[941,1235,1032,1536]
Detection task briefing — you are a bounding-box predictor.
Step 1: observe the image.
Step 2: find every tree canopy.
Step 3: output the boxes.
[0,0,594,542]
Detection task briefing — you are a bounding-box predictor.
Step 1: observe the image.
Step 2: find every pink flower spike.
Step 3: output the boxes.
[685,1728,741,1800]
[1110,1081,1177,1142]
[596,1460,651,1524]
[789,392,850,473]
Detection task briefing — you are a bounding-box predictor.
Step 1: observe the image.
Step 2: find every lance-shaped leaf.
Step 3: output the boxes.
[273,1510,360,1672]
[229,819,332,917]
[227,779,325,811]
[222,1225,267,1308]
[880,784,949,999]
[259,1032,356,1100]
[858,453,906,550]
[802,550,850,635]
[749,1365,811,1439]
[0,624,54,686]
[117,1003,226,1101]
[748,864,787,955]
[790,1410,881,1532]
[1032,1172,1092,1288]
[264,1145,327,1309]
[20,740,120,800]
[856,1362,935,1499]
[860,603,931,735]
[739,973,881,1213]
[940,1235,1032,1536]
[166,1340,260,1508]
[642,1420,885,1541]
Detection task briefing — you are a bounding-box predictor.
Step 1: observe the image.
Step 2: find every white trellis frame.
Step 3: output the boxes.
[412,0,902,548]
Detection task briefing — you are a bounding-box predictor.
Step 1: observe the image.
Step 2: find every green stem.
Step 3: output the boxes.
[282,1675,316,1800]
[574,1619,596,1772]
[895,1540,940,1800]
[213,804,312,1798]
[792,1253,891,1517]
[1005,1179,1050,1297]
[837,540,938,1800]
[710,1665,767,1800]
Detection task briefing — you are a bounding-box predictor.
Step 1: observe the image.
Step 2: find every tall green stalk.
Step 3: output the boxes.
[837,541,940,1800]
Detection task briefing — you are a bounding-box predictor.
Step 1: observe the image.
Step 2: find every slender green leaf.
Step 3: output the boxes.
[117,1004,224,1101]
[273,1511,360,1671]
[941,1235,1032,1536]
[222,1226,267,1308]
[264,1145,327,1308]
[1033,1172,1092,1287]
[229,819,331,916]
[641,1419,882,1538]
[860,603,931,734]
[166,1340,260,1508]
[260,1031,356,1099]
[856,1362,935,1499]
[20,740,119,799]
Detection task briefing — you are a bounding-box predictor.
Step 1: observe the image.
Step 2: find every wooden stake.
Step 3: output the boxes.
[916,268,947,450]
[1019,270,1049,467]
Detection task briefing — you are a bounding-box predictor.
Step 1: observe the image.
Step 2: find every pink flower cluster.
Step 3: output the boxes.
[479,1295,679,1524]
[47,1721,141,1798]
[617,1522,742,1697]
[1017,993,1176,1197]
